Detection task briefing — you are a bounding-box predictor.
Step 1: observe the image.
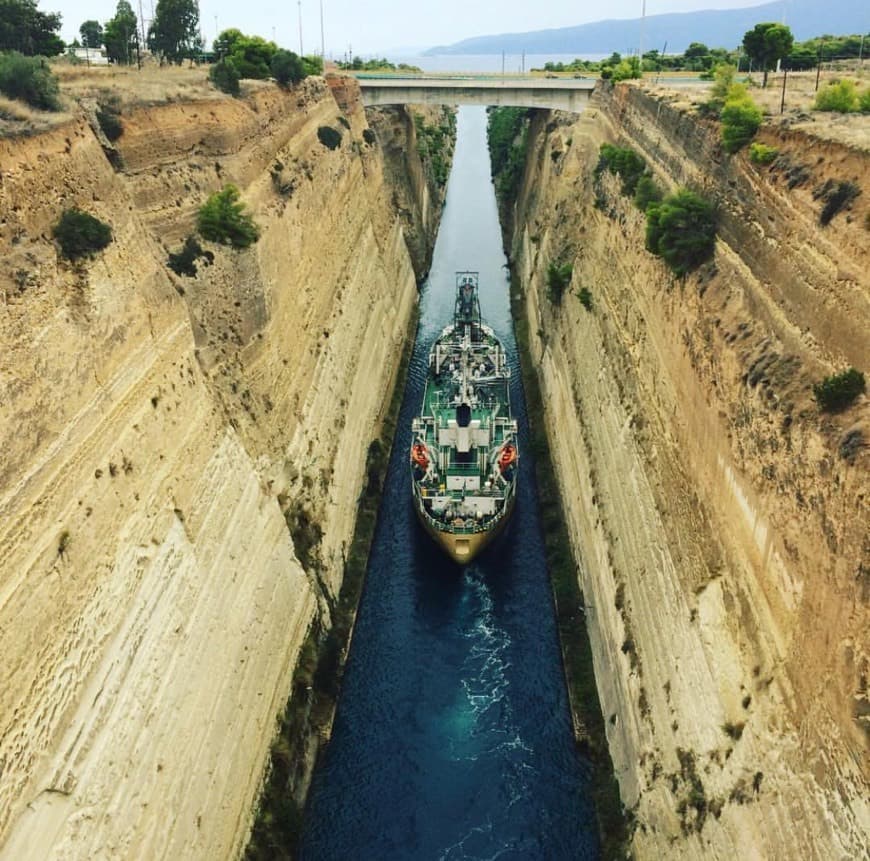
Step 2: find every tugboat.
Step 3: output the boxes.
[410,271,518,564]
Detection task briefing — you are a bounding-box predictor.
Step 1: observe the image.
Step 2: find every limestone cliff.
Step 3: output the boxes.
[507,86,868,857]
[0,76,440,859]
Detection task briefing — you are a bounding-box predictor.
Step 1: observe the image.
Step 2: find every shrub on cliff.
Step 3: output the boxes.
[813,80,859,113]
[645,189,716,275]
[861,89,870,113]
[598,143,646,197]
[813,368,865,412]
[52,208,112,260]
[0,51,60,110]
[317,125,342,150]
[271,49,305,87]
[197,185,260,248]
[748,142,778,165]
[720,90,762,152]
[209,58,240,95]
[704,63,738,115]
[633,174,663,211]
[546,260,573,304]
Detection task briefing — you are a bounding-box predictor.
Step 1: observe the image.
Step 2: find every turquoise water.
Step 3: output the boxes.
[300,106,599,861]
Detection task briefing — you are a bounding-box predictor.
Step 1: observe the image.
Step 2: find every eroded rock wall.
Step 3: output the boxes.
[0,77,434,859]
[509,87,868,858]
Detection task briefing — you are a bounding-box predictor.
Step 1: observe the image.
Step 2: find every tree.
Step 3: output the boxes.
[79,19,102,49]
[271,49,305,87]
[147,0,200,64]
[53,209,113,259]
[103,0,139,65]
[213,27,243,59]
[684,41,711,70]
[209,57,240,94]
[197,185,259,248]
[646,189,716,275]
[742,22,793,87]
[0,0,64,56]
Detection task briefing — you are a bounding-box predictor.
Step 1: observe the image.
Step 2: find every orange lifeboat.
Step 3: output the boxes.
[411,442,430,471]
[498,443,517,473]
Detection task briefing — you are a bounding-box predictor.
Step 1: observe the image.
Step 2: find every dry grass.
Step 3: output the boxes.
[0,94,72,136]
[52,61,218,107]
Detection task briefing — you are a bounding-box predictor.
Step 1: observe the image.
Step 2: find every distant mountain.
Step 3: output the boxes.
[424,0,867,55]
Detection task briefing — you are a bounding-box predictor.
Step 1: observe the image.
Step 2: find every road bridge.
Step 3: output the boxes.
[358,76,597,112]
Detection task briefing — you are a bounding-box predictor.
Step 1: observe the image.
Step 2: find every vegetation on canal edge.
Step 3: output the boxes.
[413,107,456,188]
[244,305,418,859]
[486,106,531,212]
[510,277,630,858]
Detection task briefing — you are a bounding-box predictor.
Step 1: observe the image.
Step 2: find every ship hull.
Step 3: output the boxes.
[414,492,515,565]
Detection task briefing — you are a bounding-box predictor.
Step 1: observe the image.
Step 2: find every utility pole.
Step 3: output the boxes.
[501,50,505,81]
[815,39,823,91]
[320,0,325,58]
[521,50,525,74]
[298,0,304,57]
[780,66,787,114]
[137,0,146,64]
[639,0,646,76]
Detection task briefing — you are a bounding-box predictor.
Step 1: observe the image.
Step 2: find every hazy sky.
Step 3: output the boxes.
[55,0,774,55]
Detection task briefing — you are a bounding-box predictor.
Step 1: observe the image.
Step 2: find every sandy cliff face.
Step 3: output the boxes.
[0,77,434,859]
[509,87,868,857]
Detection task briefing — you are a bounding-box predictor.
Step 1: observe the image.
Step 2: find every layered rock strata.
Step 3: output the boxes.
[0,77,439,859]
[508,86,868,858]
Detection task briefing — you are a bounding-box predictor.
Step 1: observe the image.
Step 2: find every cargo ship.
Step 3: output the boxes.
[410,271,518,564]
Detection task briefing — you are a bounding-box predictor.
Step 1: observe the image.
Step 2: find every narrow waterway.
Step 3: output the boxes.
[300,106,599,860]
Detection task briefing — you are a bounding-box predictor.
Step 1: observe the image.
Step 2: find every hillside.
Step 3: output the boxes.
[426,0,864,55]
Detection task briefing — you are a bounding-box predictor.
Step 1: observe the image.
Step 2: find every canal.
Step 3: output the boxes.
[300,106,599,860]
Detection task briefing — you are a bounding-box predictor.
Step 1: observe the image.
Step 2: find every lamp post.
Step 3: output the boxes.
[320,0,325,58]
[298,0,304,57]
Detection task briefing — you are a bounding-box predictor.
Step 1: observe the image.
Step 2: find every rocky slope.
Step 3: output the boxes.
[0,77,441,859]
[507,85,868,857]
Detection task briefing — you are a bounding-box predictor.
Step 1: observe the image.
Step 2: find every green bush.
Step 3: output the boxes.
[0,51,60,110]
[813,368,865,411]
[610,57,641,82]
[578,286,593,311]
[317,125,342,150]
[634,174,663,210]
[748,142,778,165]
[271,49,305,87]
[209,58,240,95]
[599,143,646,197]
[814,80,859,113]
[301,54,323,76]
[721,92,762,152]
[646,189,716,275]
[705,64,737,114]
[860,89,870,113]
[197,185,260,248]
[546,260,573,304]
[52,209,112,260]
